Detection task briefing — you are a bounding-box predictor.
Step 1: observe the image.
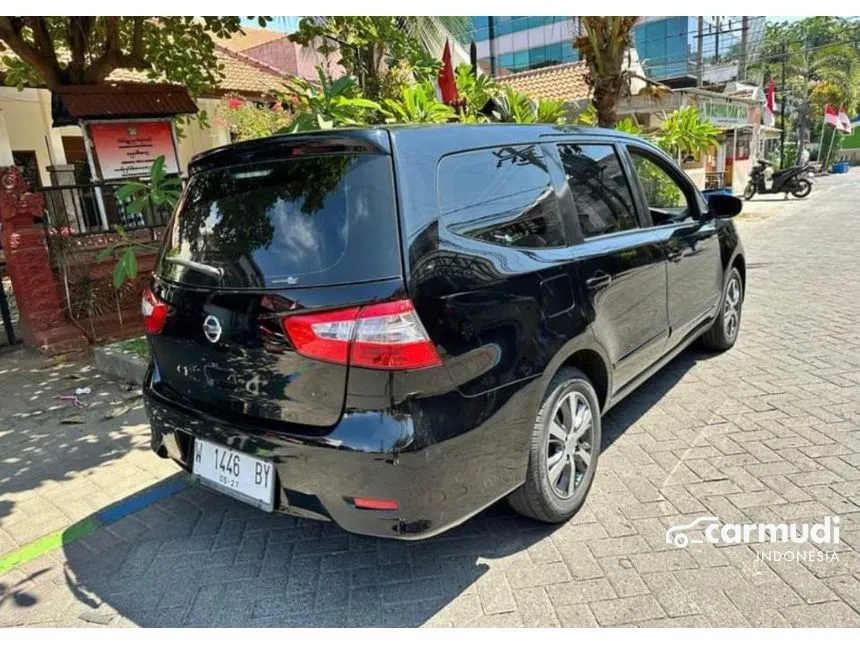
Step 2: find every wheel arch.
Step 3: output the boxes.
[543,333,613,413]
[731,253,746,291]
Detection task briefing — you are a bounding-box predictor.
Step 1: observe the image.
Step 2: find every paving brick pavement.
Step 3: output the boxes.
[1,171,858,627]
[0,353,180,548]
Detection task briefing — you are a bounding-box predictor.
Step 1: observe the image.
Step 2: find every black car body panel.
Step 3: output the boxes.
[144,124,745,539]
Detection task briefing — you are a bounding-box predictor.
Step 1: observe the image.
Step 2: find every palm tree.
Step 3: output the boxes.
[574,16,638,128]
[402,17,472,66]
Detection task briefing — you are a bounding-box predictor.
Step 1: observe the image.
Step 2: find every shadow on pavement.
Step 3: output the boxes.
[0,348,146,524]
[38,348,708,627]
[600,348,708,450]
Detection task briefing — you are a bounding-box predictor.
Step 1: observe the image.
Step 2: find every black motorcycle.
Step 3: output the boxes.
[743,159,813,200]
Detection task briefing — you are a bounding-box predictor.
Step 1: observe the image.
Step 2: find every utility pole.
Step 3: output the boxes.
[780,40,787,168]
[696,17,704,87]
[738,16,749,81]
[714,16,721,64]
[488,16,496,77]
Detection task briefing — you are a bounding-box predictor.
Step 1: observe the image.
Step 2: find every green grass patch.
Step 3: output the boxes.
[117,336,148,359]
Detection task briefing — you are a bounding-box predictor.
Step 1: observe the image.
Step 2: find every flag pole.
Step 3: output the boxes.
[815,109,828,172]
[823,126,841,172]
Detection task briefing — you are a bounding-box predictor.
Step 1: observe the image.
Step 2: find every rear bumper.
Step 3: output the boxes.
[143,367,526,540]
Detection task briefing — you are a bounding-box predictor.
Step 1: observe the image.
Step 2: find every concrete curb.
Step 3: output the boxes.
[92,342,148,385]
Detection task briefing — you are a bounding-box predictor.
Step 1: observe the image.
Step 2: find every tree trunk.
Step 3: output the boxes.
[594,76,621,128]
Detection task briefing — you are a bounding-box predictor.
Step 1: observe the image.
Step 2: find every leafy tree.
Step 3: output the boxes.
[278,70,381,132]
[653,106,721,158]
[382,82,456,123]
[289,17,469,101]
[750,17,860,141]
[214,97,293,142]
[574,16,638,128]
[0,17,269,93]
[453,64,499,122]
[492,85,567,125]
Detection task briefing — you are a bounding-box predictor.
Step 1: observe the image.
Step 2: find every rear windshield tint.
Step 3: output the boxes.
[156,154,400,289]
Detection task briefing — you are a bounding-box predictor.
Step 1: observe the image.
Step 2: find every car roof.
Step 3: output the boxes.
[188,123,648,173]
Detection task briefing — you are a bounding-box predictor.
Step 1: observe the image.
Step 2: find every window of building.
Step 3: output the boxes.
[439,145,566,249]
[513,50,529,71]
[557,143,638,238]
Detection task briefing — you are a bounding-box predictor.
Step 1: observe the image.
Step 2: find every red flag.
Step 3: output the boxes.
[764,79,775,126]
[437,40,458,105]
[824,104,839,128]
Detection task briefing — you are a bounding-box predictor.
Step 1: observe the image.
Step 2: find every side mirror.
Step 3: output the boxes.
[707,193,742,219]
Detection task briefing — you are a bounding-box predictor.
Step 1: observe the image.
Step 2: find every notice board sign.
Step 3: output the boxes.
[87,121,179,180]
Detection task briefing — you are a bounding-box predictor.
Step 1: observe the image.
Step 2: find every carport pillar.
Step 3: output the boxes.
[0,109,13,167]
[0,166,87,355]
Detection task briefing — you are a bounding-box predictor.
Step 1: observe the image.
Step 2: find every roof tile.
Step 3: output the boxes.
[215,27,286,53]
[498,62,591,103]
[107,46,289,96]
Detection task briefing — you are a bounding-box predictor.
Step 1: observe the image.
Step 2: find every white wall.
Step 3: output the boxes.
[0,87,78,185]
[175,98,231,171]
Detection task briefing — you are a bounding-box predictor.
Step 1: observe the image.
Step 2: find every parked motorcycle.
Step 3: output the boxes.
[743,159,814,200]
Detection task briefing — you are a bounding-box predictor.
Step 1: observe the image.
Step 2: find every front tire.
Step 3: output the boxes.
[743,182,756,200]
[702,267,743,351]
[791,178,812,198]
[508,368,601,523]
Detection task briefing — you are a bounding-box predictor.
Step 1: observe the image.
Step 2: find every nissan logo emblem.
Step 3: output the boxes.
[203,315,223,343]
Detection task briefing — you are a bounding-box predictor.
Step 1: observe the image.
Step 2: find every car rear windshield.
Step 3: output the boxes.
[156,154,401,289]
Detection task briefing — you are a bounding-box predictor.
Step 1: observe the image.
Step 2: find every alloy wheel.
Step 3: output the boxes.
[545,391,594,499]
[723,275,742,341]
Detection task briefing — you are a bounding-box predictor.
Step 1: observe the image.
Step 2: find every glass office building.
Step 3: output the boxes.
[462,16,764,83]
[466,17,580,76]
[634,16,766,83]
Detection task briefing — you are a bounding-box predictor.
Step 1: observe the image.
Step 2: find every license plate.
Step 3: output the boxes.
[192,438,275,511]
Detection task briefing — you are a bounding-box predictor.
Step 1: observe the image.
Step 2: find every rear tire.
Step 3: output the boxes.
[743,183,756,200]
[508,368,601,523]
[701,267,743,351]
[791,178,812,198]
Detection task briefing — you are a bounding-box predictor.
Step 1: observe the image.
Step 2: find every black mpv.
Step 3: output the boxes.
[143,124,745,539]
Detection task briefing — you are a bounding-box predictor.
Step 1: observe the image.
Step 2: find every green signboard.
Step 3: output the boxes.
[698,100,751,127]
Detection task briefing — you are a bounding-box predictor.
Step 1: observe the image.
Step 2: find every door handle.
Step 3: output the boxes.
[585,271,612,289]
[667,248,683,263]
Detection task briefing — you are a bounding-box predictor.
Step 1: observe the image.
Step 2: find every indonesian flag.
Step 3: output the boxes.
[437,40,458,105]
[824,104,839,128]
[764,79,775,126]
[837,105,852,133]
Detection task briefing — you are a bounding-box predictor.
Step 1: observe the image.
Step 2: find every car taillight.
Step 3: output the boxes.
[141,287,168,335]
[283,299,442,370]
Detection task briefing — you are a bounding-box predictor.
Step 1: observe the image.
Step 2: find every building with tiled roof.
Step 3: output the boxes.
[215,26,285,52]
[497,61,591,104]
[215,26,344,83]
[102,45,290,98]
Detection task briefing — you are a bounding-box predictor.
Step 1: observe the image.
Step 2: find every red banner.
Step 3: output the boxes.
[88,121,179,180]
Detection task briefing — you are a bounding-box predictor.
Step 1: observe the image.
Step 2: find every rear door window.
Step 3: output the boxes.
[157,154,400,289]
[557,143,639,237]
[438,145,566,248]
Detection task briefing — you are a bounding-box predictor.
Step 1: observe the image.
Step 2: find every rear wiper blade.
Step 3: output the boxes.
[163,257,224,278]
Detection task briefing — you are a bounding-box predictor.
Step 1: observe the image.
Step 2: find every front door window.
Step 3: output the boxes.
[628,151,692,225]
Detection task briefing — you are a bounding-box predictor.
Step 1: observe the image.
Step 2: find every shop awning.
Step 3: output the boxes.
[51,82,198,127]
